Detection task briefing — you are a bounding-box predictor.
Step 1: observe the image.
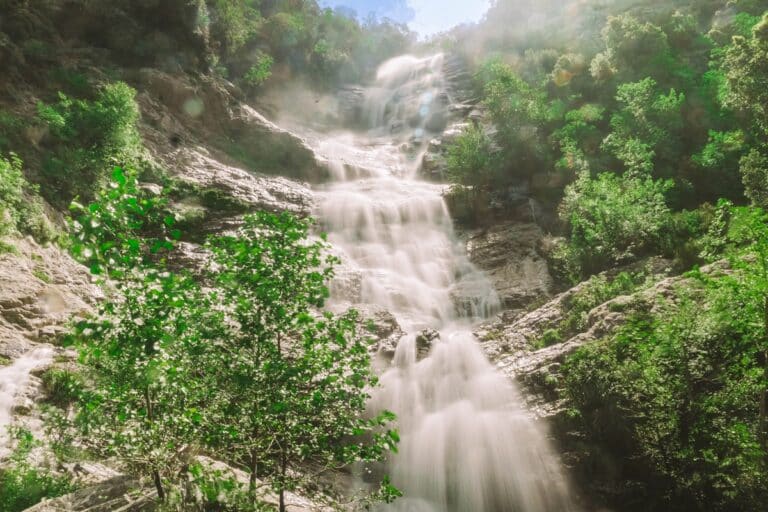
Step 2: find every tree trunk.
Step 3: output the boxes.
[152,469,166,501]
[249,450,259,494]
[278,451,287,512]
[144,386,165,501]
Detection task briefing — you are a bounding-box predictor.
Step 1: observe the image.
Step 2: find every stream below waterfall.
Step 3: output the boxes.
[313,54,579,512]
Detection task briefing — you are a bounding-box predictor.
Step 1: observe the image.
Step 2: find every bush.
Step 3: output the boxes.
[0,428,75,512]
[0,153,55,243]
[37,82,143,204]
[41,368,83,407]
[445,124,498,190]
[560,172,674,276]
[243,51,274,87]
[563,289,768,511]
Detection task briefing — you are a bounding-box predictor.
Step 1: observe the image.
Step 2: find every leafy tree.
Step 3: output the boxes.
[68,168,213,501]
[722,12,768,135]
[553,104,606,174]
[479,59,554,180]
[560,171,673,275]
[206,213,399,511]
[591,14,672,83]
[740,148,768,207]
[602,78,685,177]
[445,124,498,191]
[36,82,144,204]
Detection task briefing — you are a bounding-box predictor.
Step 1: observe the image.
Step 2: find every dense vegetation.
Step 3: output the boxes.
[446,2,768,279]
[443,2,768,510]
[57,168,400,510]
[196,0,415,89]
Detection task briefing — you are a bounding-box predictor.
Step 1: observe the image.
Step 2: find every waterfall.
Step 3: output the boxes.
[315,54,579,512]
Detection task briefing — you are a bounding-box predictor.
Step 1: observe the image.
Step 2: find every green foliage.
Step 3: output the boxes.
[205,212,398,506]
[207,0,261,54]
[0,153,55,243]
[563,203,768,511]
[37,82,143,204]
[205,0,413,89]
[64,173,396,509]
[68,167,177,278]
[722,13,768,136]
[41,368,84,408]
[445,124,498,190]
[602,78,685,177]
[561,271,647,334]
[553,104,606,173]
[0,428,75,512]
[0,110,23,150]
[243,51,274,87]
[560,172,673,275]
[592,14,672,82]
[739,147,768,208]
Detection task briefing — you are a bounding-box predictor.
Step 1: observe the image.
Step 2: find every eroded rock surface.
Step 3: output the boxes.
[466,222,554,310]
[0,239,99,357]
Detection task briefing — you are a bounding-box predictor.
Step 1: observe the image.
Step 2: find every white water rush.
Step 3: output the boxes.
[315,54,580,511]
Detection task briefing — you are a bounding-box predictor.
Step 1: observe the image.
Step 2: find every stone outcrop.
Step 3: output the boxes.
[135,69,328,183]
[0,239,100,357]
[465,222,554,310]
[475,258,685,415]
[24,457,333,512]
[169,147,314,216]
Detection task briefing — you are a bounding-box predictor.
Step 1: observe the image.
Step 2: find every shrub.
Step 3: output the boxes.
[37,82,143,204]
[0,153,55,243]
[41,368,83,407]
[0,428,75,512]
[560,172,674,276]
[243,51,274,87]
[445,124,498,191]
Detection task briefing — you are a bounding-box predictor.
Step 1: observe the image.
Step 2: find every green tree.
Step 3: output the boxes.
[602,77,685,177]
[206,212,399,511]
[445,124,498,191]
[68,169,213,501]
[591,14,672,83]
[721,13,768,208]
[560,171,673,275]
[37,82,144,204]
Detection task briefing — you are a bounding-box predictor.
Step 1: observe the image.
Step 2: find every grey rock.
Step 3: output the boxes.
[466,222,553,309]
[170,147,314,216]
[415,328,440,359]
[0,239,100,357]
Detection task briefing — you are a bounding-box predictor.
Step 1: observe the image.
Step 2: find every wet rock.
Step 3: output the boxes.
[356,306,404,360]
[337,85,366,127]
[170,147,314,216]
[22,476,156,512]
[0,239,100,357]
[466,222,553,309]
[415,328,440,359]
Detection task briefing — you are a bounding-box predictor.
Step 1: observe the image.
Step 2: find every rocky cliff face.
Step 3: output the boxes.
[0,2,339,509]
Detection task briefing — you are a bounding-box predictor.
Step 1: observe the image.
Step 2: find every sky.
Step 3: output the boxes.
[319,0,492,37]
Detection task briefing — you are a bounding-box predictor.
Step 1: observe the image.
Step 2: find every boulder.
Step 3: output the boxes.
[135,69,328,183]
[415,328,440,360]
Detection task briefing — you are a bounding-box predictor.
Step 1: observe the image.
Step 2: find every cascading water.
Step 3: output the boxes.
[315,54,579,511]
